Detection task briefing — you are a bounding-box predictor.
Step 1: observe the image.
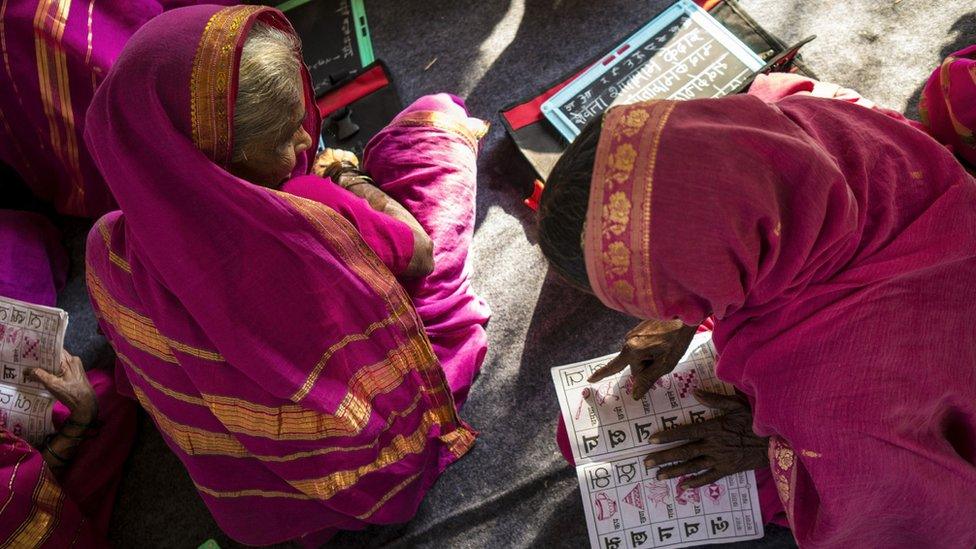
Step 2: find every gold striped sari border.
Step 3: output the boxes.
[96,218,132,273]
[291,302,406,402]
[278,193,426,402]
[121,350,441,447]
[0,450,29,517]
[32,0,85,212]
[190,5,262,164]
[355,471,422,520]
[637,101,677,319]
[132,385,251,458]
[190,406,452,501]
[87,270,223,362]
[1,467,65,548]
[287,405,453,499]
[84,0,95,91]
[389,111,488,151]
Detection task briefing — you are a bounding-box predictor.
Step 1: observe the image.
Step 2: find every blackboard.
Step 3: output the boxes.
[278,0,374,96]
[541,0,763,141]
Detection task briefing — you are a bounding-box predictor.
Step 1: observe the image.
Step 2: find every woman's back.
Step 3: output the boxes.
[712,95,976,547]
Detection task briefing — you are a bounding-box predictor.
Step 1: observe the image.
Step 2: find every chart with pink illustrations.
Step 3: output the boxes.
[551,333,763,548]
[0,296,67,445]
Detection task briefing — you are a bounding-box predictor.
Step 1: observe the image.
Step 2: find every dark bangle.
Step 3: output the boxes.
[323,161,375,189]
[42,436,71,467]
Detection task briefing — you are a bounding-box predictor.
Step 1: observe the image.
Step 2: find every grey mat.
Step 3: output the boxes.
[50,1,975,547]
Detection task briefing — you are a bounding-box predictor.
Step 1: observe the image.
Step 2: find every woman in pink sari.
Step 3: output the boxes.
[0,0,233,218]
[0,210,136,547]
[83,4,489,545]
[538,82,976,544]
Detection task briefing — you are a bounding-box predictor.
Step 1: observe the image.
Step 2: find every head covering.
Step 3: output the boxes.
[582,95,976,545]
[583,96,860,324]
[84,5,473,544]
[920,44,976,167]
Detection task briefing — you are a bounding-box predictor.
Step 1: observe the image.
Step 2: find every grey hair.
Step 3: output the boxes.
[232,21,303,163]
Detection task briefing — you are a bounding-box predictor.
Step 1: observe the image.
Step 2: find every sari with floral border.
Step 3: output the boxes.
[583,95,976,546]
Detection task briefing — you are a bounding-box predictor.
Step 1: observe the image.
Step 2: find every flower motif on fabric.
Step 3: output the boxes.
[604,191,631,236]
[775,445,795,471]
[608,143,637,180]
[603,242,631,275]
[611,280,634,303]
[769,436,797,525]
[620,108,651,137]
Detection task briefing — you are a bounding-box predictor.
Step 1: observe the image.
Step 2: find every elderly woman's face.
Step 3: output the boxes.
[230,94,313,189]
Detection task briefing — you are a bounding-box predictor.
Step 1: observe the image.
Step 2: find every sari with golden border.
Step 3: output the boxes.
[84,5,482,545]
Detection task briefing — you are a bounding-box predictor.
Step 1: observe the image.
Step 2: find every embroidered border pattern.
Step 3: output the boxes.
[189,5,262,164]
[584,101,677,318]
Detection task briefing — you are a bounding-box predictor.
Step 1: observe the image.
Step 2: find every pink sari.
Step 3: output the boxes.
[84,5,487,545]
[0,0,233,217]
[583,95,976,546]
[0,211,136,547]
[919,44,976,168]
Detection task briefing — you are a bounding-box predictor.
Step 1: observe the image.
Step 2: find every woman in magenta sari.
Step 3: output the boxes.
[0,210,136,547]
[0,0,232,218]
[83,4,489,545]
[538,80,976,544]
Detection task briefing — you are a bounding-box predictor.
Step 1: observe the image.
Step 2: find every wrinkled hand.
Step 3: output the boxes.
[313,147,359,178]
[644,390,769,489]
[589,319,697,400]
[30,350,97,423]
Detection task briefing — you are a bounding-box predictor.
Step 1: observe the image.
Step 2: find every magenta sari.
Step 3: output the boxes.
[0,0,233,217]
[583,93,976,546]
[919,44,976,168]
[0,211,136,547]
[84,5,487,545]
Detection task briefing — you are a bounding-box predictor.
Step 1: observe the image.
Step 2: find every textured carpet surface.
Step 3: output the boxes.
[47,1,975,547]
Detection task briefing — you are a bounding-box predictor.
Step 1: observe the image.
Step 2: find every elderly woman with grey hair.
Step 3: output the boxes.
[83,5,490,545]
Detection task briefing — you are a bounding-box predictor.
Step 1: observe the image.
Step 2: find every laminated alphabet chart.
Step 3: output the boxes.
[551,333,763,548]
[541,0,764,142]
[0,295,67,445]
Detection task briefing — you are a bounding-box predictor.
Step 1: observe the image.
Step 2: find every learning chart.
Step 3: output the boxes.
[0,295,67,445]
[551,333,764,548]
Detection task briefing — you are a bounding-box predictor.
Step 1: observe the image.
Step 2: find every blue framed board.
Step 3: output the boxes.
[541,0,764,142]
